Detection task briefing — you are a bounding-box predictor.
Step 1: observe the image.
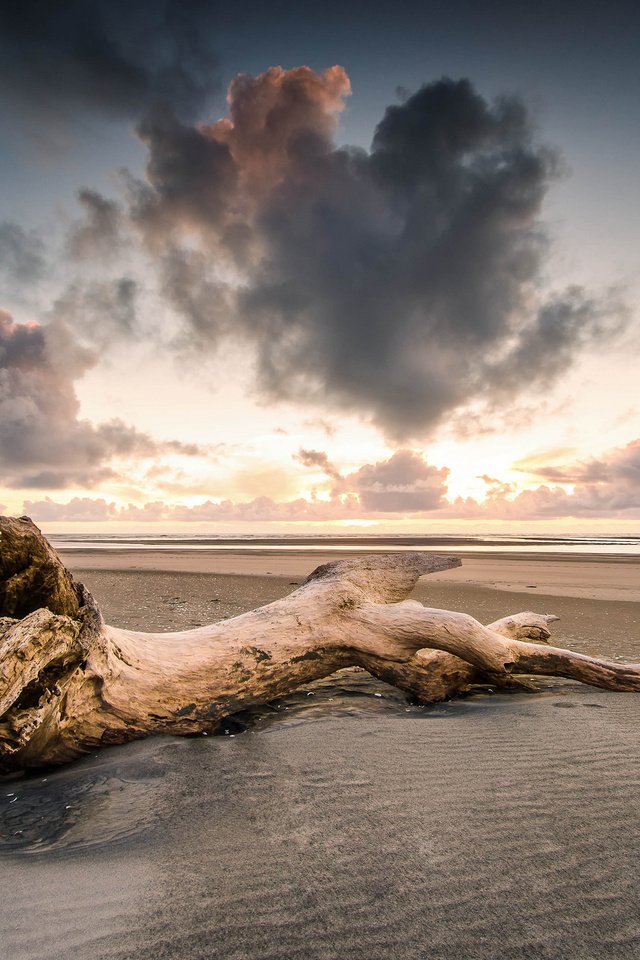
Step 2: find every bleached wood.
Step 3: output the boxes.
[1,517,638,771]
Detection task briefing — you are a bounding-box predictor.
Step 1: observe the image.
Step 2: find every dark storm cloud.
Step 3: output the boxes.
[0,310,200,488]
[238,77,607,437]
[130,107,236,241]
[127,69,622,438]
[481,288,628,405]
[0,0,219,123]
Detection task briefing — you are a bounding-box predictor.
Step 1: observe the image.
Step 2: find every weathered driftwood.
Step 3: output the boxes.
[1,516,638,772]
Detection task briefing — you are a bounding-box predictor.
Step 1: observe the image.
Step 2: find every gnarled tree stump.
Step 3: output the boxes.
[1,516,638,772]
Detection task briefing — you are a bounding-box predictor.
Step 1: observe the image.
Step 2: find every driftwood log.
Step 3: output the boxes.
[1,516,639,773]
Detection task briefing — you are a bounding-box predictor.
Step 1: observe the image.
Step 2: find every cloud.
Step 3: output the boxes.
[131,109,237,243]
[0,222,46,285]
[293,446,449,511]
[479,288,628,409]
[516,441,640,488]
[295,446,449,511]
[22,495,361,524]
[128,64,349,253]
[52,278,140,346]
[294,448,344,483]
[156,246,234,347]
[495,439,640,517]
[0,0,219,125]
[0,309,200,488]
[67,190,124,260]
[22,437,640,522]
[23,448,450,521]
[117,68,623,439]
[347,450,449,512]
[169,496,359,523]
[426,438,640,520]
[21,496,114,522]
[207,65,351,195]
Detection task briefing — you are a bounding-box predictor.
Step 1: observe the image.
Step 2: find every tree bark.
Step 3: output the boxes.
[1,516,638,772]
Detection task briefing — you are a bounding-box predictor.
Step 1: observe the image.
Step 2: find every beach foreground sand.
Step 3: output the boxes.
[2,550,640,959]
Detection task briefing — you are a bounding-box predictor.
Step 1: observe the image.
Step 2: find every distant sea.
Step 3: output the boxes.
[49,533,640,556]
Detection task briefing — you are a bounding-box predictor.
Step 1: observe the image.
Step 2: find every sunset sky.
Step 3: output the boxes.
[1,0,638,533]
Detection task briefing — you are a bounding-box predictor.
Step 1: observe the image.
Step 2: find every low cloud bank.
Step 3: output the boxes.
[485,440,640,518]
[21,440,640,522]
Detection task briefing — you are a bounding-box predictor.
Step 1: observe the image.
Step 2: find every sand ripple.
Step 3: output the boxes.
[3,689,640,959]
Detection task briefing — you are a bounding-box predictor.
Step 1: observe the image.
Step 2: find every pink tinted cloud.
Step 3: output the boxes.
[207,65,350,195]
[21,439,640,523]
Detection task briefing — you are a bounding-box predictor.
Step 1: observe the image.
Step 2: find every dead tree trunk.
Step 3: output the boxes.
[1,516,638,772]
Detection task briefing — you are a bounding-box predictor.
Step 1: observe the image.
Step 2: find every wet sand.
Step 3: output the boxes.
[2,551,640,959]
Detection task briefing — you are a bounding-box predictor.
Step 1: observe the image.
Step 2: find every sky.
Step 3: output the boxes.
[0,0,639,534]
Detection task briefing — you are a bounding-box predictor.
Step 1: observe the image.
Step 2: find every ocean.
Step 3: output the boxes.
[49,532,640,556]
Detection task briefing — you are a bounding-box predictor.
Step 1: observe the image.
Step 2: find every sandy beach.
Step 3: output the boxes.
[2,548,640,959]
[59,546,640,602]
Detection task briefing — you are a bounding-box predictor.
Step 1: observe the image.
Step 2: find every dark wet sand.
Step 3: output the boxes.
[2,561,640,959]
